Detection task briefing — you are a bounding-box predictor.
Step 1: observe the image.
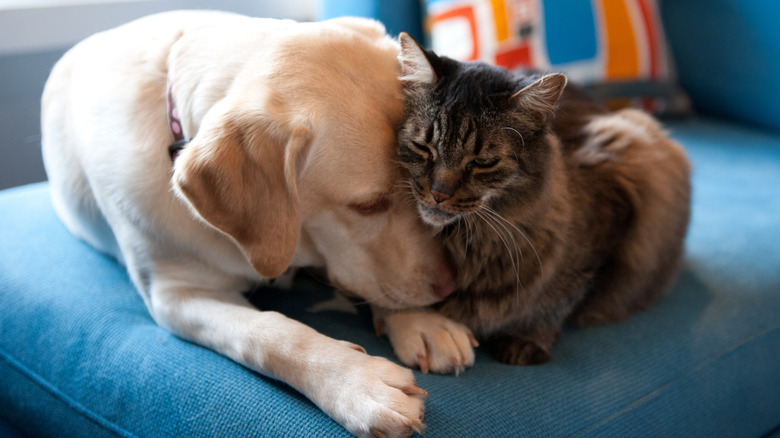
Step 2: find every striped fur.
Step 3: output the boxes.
[392,34,691,366]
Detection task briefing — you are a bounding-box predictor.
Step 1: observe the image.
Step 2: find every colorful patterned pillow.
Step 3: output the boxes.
[425,0,690,115]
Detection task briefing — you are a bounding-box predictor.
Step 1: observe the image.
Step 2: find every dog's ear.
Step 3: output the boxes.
[173,112,311,278]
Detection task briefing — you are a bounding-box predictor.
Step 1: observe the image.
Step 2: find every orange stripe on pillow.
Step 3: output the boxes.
[491,0,510,42]
[600,0,640,79]
[636,0,659,79]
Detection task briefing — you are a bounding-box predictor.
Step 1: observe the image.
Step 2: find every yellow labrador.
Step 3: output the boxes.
[41,10,457,438]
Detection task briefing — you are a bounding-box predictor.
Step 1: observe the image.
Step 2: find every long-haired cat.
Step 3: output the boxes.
[372,34,691,372]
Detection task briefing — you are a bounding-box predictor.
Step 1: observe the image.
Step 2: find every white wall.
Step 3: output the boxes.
[0,0,318,55]
[0,0,318,189]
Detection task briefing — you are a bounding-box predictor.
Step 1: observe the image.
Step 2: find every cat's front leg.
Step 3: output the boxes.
[486,326,561,366]
[372,306,479,375]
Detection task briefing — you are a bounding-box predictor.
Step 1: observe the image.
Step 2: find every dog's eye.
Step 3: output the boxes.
[350,198,391,215]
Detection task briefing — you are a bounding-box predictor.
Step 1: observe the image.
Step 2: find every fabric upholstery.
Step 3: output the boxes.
[319,0,425,42]
[1,117,779,436]
[422,0,689,115]
[661,0,780,131]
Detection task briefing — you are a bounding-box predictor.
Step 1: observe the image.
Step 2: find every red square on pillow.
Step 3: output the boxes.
[429,5,480,61]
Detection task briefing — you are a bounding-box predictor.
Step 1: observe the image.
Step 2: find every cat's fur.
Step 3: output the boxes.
[377,34,691,368]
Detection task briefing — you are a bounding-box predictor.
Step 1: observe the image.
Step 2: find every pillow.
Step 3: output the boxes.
[425,0,690,116]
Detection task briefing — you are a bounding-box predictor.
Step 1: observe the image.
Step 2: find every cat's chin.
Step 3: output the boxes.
[418,203,460,227]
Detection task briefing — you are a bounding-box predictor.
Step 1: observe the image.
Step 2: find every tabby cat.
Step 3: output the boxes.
[373,34,691,371]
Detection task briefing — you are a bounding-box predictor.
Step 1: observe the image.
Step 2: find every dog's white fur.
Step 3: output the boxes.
[42,10,457,437]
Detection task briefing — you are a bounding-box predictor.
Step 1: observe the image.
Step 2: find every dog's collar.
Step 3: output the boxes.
[166,80,188,161]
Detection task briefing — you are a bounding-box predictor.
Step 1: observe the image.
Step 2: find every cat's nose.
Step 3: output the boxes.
[431,187,453,203]
[431,190,451,203]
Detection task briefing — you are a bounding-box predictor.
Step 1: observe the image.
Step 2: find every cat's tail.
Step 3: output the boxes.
[571,108,692,326]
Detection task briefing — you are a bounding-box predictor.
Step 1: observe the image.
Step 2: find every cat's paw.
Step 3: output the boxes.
[488,336,551,366]
[377,311,478,374]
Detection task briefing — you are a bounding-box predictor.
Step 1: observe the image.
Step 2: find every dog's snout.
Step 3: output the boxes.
[432,280,457,299]
[431,276,458,299]
[431,262,458,299]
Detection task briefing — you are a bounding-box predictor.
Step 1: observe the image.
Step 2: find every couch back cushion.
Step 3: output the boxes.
[661,0,780,131]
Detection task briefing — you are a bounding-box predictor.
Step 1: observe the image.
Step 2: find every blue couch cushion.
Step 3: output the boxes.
[662,0,780,131]
[1,117,779,436]
[319,0,425,42]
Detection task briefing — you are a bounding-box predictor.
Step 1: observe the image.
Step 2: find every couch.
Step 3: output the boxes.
[1,0,779,436]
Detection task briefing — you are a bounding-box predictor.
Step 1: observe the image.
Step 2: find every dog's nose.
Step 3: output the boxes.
[431,261,458,299]
[431,276,458,299]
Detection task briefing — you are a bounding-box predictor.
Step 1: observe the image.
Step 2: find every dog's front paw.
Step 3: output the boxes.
[323,348,427,438]
[378,311,478,374]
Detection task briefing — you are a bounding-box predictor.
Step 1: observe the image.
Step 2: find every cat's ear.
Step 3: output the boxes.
[398,32,437,86]
[511,73,568,125]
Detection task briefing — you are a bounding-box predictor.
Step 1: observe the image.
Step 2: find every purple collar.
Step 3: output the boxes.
[166,80,188,161]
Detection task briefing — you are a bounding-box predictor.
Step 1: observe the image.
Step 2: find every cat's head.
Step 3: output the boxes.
[396,33,567,227]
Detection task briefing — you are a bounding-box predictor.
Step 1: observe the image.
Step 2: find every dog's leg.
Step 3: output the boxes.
[147,265,427,438]
[373,306,478,375]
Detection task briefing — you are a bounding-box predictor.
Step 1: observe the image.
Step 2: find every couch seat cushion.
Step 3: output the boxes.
[1,117,779,436]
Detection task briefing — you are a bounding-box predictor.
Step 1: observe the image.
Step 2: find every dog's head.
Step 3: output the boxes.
[172,19,456,309]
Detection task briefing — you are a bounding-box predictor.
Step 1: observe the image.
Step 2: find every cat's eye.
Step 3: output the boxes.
[349,197,391,215]
[410,142,433,158]
[469,157,500,169]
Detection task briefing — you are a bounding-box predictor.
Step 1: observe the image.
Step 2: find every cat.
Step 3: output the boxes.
[372,34,691,371]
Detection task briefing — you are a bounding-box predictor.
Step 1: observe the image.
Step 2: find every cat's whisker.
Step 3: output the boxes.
[462,214,473,258]
[455,214,466,253]
[479,206,524,267]
[393,180,417,195]
[398,195,418,209]
[393,183,413,193]
[501,126,525,161]
[391,158,415,169]
[492,213,523,298]
[475,207,524,299]
[481,205,544,278]
[392,181,426,210]
[478,211,522,301]
[474,209,522,296]
[455,216,462,246]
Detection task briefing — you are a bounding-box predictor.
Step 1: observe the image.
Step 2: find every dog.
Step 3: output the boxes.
[41,10,458,437]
